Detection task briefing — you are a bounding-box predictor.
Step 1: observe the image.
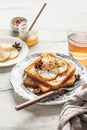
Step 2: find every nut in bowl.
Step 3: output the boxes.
[11,17,28,32]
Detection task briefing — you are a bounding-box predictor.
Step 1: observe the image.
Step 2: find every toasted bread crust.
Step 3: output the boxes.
[23,75,76,93]
[23,76,37,87]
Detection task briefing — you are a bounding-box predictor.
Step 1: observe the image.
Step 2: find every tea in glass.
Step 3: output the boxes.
[68,31,87,67]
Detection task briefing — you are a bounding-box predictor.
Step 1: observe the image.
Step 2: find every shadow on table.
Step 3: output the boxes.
[0,66,13,73]
[11,90,64,117]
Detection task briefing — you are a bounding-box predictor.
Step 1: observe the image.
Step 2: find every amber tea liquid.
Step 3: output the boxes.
[68,32,87,67]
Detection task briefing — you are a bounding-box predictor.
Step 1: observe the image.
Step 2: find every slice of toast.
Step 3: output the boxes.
[24,53,76,90]
[38,75,76,94]
[23,75,76,93]
[23,75,38,88]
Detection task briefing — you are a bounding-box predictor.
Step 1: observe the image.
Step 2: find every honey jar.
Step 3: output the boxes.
[19,23,38,46]
[25,31,38,46]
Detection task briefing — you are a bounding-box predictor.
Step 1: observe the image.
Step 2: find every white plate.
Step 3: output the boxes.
[0,36,29,67]
[10,53,87,105]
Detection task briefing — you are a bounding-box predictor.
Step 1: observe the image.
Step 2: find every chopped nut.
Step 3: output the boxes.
[16,19,21,26]
[33,88,41,94]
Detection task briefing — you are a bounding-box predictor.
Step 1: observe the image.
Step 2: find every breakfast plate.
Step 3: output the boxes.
[0,36,29,67]
[10,53,87,105]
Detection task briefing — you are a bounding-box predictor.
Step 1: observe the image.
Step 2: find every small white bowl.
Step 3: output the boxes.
[11,17,28,32]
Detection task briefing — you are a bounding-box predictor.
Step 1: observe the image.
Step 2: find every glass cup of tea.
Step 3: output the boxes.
[68,28,87,67]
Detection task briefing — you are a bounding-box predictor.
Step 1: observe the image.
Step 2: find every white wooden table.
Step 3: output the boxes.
[0,0,87,130]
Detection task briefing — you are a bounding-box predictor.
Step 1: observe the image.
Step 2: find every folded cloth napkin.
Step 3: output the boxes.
[57,83,87,130]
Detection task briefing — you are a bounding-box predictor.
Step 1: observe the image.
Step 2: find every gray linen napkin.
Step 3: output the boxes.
[57,83,87,130]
